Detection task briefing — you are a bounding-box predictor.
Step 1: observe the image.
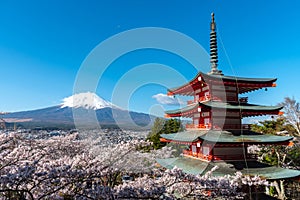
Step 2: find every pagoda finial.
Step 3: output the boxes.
[208,13,223,76]
[211,13,215,31]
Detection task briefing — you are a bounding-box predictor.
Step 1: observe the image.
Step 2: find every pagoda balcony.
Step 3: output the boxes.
[183,150,257,161]
[183,149,193,156]
[183,150,213,161]
[186,124,251,130]
[186,96,212,105]
[186,123,211,130]
[199,95,211,102]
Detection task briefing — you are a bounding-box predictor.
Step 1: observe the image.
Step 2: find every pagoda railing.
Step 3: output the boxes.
[197,153,213,161]
[183,150,213,161]
[185,96,252,105]
[183,150,257,161]
[199,95,211,102]
[186,123,211,129]
[186,124,251,130]
[186,96,212,105]
[183,149,192,155]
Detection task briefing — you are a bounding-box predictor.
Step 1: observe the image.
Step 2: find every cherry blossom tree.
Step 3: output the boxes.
[115,167,269,199]
[0,133,172,199]
[279,97,300,136]
[0,133,269,199]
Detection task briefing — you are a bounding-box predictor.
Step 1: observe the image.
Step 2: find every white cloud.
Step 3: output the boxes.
[152,93,184,105]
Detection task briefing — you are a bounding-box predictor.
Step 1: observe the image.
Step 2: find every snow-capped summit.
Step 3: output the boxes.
[61,92,116,110]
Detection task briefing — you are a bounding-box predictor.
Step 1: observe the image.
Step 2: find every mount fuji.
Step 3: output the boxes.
[60,92,119,110]
[3,92,154,129]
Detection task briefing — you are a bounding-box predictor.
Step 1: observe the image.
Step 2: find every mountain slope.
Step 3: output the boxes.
[3,93,154,129]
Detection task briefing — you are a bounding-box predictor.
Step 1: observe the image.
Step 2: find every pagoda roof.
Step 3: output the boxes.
[160,130,207,143]
[168,72,277,95]
[157,157,300,180]
[160,130,293,144]
[165,102,199,116]
[208,74,277,83]
[165,101,282,117]
[201,101,282,111]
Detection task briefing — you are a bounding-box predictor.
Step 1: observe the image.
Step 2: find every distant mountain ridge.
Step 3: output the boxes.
[3,92,154,129]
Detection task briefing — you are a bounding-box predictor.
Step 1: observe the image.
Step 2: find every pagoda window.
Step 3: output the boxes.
[202,146,210,155]
[195,88,201,94]
[201,112,210,117]
[192,145,197,153]
[204,118,210,125]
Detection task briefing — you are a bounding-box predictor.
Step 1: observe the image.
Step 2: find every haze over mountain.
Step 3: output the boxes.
[3,92,154,129]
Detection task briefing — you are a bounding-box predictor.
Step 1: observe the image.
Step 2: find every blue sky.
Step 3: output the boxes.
[0,0,300,117]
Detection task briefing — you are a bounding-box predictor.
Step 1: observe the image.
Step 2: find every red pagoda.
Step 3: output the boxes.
[157,13,300,180]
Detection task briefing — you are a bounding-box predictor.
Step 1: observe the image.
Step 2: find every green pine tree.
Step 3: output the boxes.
[147,118,184,149]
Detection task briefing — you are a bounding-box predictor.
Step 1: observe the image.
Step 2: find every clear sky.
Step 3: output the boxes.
[1,0,300,117]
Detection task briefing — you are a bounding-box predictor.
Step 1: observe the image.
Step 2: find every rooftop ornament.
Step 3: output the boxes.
[208,13,223,76]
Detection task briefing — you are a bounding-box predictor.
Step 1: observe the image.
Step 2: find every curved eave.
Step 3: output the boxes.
[157,157,300,179]
[200,133,293,144]
[160,130,207,143]
[242,110,283,117]
[161,131,293,144]
[167,72,277,96]
[165,102,283,118]
[238,86,275,94]
[165,103,198,118]
[167,72,203,96]
[243,166,300,180]
[208,74,277,84]
[200,101,283,117]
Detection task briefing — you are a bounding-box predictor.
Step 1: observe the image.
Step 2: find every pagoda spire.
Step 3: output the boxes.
[208,13,223,75]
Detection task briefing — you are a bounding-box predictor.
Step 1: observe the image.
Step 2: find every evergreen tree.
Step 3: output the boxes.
[251,117,300,168]
[147,118,184,149]
[251,117,295,135]
[251,116,300,199]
